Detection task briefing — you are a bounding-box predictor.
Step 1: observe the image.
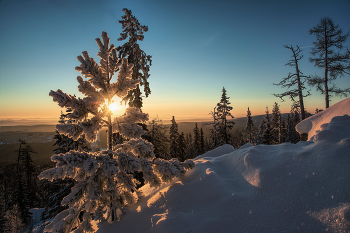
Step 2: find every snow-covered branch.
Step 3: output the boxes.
[43,30,195,233]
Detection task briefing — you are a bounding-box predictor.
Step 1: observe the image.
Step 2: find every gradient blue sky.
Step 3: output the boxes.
[0,0,349,125]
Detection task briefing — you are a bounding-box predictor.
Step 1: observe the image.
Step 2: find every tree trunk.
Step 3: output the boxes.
[107,57,113,151]
[107,98,113,151]
[294,54,306,120]
[324,28,329,109]
[324,66,329,109]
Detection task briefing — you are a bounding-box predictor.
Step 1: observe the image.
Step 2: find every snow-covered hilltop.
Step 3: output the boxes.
[296,97,350,140]
[97,98,350,233]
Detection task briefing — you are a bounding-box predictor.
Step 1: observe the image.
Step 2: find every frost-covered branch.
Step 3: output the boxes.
[42,30,195,233]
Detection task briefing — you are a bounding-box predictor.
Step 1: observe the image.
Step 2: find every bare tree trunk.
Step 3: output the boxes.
[324,64,329,109]
[294,53,306,120]
[324,29,329,109]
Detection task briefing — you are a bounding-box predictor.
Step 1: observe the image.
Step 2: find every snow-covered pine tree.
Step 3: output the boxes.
[261,107,274,145]
[53,110,91,154]
[40,177,75,222]
[117,8,152,108]
[39,32,194,233]
[256,119,266,145]
[42,110,91,222]
[169,116,179,159]
[271,102,281,144]
[244,107,254,144]
[216,87,235,145]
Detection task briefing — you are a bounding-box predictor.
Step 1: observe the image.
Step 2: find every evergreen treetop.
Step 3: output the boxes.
[244,107,255,144]
[193,123,201,156]
[261,107,273,145]
[169,116,179,159]
[117,8,152,108]
[216,87,235,145]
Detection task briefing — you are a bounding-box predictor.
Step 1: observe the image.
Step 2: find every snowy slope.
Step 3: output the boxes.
[97,107,350,232]
[296,97,350,140]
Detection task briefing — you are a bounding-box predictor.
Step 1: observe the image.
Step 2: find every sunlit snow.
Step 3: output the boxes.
[96,98,350,233]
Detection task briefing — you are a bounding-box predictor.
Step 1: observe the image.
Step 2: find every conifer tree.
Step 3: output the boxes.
[40,178,75,221]
[193,123,201,157]
[177,133,187,162]
[244,107,255,144]
[274,45,310,120]
[285,114,294,143]
[146,117,170,159]
[256,119,266,145]
[169,116,179,159]
[3,204,25,233]
[49,31,139,151]
[216,87,235,145]
[271,102,280,129]
[278,113,287,144]
[53,110,91,154]
[231,129,244,148]
[42,111,88,222]
[12,140,34,225]
[261,108,274,145]
[0,165,11,226]
[315,108,323,114]
[285,113,300,144]
[117,8,152,108]
[39,32,194,233]
[271,102,281,144]
[20,143,37,207]
[185,133,195,159]
[293,109,301,126]
[309,17,350,109]
[200,127,205,155]
[209,107,219,148]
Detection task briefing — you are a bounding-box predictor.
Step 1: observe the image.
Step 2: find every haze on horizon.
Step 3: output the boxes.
[0,0,349,126]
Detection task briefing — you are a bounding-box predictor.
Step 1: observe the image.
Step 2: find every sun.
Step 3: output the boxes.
[109,103,118,112]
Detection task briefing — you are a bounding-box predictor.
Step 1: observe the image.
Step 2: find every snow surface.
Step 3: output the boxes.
[96,104,350,233]
[25,208,45,233]
[296,97,350,140]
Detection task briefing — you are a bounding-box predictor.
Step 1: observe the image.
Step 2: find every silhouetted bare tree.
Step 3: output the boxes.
[274,45,310,120]
[309,17,350,108]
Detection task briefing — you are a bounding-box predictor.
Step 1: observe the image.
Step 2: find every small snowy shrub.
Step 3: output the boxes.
[39,31,194,233]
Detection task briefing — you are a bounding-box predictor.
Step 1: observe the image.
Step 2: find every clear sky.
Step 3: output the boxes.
[0,0,349,126]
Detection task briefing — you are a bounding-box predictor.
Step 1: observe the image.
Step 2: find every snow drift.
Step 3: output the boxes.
[296,97,350,139]
[97,100,350,233]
